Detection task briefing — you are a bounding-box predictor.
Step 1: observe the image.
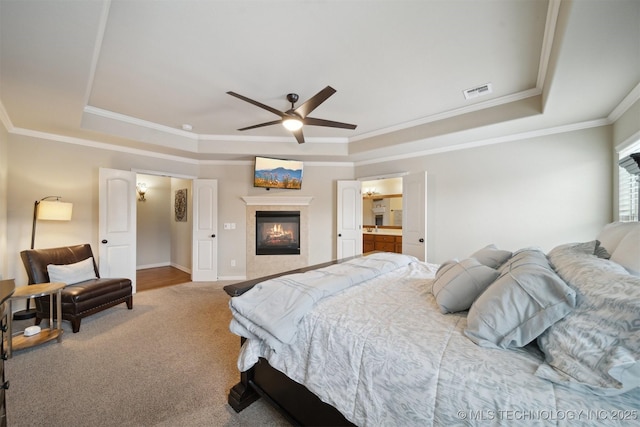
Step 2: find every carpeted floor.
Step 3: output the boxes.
[5,281,289,427]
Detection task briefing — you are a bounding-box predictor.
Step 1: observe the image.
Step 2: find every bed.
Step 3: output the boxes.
[224,222,640,426]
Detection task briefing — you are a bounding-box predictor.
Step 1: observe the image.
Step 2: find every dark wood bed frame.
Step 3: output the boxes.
[224,257,361,426]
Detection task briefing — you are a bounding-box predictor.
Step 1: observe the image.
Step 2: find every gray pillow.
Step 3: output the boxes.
[594,240,611,259]
[432,258,499,314]
[464,249,576,349]
[470,244,512,269]
[435,258,458,277]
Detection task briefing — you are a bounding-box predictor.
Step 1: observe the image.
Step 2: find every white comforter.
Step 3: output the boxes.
[235,260,640,426]
[229,252,416,352]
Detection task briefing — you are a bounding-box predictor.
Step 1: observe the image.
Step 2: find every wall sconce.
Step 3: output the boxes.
[136,183,147,201]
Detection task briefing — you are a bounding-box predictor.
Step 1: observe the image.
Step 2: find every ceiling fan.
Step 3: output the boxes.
[226,86,357,144]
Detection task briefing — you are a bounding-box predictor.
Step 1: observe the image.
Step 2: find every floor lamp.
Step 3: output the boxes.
[13,196,73,320]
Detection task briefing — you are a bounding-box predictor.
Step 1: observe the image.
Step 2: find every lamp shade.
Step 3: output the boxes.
[37,200,73,221]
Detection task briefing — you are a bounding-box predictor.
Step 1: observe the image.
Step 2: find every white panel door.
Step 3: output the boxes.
[99,168,137,293]
[192,179,218,281]
[337,180,362,259]
[402,171,427,261]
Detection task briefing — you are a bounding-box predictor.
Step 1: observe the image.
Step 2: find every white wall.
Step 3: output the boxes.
[614,98,640,148]
[356,126,614,264]
[0,123,7,279]
[136,173,171,268]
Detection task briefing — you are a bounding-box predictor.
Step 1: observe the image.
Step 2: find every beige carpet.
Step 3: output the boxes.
[5,281,289,427]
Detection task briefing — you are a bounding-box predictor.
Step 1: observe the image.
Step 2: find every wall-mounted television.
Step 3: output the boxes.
[254,156,304,190]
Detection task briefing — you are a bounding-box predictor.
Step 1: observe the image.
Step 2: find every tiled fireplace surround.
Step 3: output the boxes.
[242,196,312,279]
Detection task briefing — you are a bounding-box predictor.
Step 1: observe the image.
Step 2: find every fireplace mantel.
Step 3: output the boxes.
[242,196,313,206]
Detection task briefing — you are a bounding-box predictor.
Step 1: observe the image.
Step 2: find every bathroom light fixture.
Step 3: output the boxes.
[136,183,147,201]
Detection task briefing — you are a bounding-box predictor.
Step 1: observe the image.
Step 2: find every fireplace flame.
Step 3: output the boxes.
[255,212,300,255]
[268,223,292,240]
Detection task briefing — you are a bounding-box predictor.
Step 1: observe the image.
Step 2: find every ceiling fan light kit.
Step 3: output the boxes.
[282,118,303,131]
[227,85,357,144]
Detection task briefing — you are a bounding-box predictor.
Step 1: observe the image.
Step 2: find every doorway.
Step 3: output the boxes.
[361,177,403,231]
[135,173,193,279]
[356,171,427,261]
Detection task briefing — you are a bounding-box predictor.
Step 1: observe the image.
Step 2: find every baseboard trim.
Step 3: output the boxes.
[137,262,170,270]
[170,263,192,274]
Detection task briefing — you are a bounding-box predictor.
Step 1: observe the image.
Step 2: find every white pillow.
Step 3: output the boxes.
[464,249,576,349]
[610,226,640,276]
[47,257,97,285]
[432,258,499,314]
[596,222,639,254]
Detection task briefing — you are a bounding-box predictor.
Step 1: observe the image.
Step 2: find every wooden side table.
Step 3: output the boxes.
[6,282,64,358]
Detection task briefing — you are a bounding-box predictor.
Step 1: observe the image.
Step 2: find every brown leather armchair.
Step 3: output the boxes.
[20,244,133,333]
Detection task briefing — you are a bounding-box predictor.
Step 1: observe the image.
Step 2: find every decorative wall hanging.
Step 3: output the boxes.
[175,189,187,222]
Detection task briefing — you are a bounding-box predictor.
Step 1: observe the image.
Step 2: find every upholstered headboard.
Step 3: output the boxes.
[596,222,640,275]
[20,244,100,285]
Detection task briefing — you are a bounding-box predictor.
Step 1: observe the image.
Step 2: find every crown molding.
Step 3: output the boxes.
[10,127,200,164]
[608,81,640,123]
[536,0,561,90]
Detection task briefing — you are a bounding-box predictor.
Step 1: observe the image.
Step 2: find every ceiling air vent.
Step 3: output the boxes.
[463,83,493,100]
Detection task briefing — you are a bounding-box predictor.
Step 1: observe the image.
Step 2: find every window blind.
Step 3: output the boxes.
[619,166,639,222]
[618,140,640,222]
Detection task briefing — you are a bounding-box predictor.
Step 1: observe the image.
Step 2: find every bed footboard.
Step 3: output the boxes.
[233,358,354,426]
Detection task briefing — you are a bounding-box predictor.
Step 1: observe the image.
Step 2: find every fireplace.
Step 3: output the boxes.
[255,211,301,255]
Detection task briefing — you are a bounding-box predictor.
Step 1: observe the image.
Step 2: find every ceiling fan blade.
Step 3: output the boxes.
[293,86,336,118]
[227,91,285,118]
[292,128,305,144]
[237,120,282,131]
[303,116,357,130]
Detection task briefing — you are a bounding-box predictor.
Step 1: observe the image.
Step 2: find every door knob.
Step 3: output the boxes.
[211,234,216,238]
[101,239,108,244]
[419,238,424,243]
[338,234,342,237]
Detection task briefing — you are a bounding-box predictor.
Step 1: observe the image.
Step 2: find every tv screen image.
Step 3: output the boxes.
[254,156,304,190]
